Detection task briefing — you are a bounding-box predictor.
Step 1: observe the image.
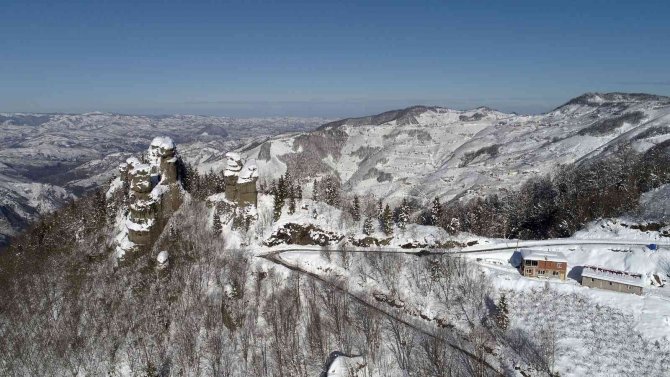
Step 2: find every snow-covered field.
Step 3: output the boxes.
[272,240,670,376]
[453,223,670,376]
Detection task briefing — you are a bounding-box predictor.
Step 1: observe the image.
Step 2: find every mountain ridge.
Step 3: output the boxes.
[238,92,670,209]
[318,92,670,131]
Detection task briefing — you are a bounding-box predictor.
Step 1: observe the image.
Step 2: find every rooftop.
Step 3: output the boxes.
[581,266,645,288]
[519,249,568,263]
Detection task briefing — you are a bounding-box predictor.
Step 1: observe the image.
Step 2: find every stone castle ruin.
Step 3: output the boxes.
[117,137,183,253]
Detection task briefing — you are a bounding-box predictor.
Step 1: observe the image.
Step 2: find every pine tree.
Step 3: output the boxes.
[312,179,319,201]
[244,214,252,232]
[431,197,443,226]
[213,208,222,234]
[277,175,286,203]
[273,193,283,222]
[288,195,296,215]
[363,216,374,235]
[288,186,296,215]
[181,162,197,193]
[294,184,302,200]
[284,171,293,192]
[377,199,384,221]
[381,204,393,235]
[397,198,410,230]
[351,195,361,222]
[495,293,510,330]
[323,176,339,206]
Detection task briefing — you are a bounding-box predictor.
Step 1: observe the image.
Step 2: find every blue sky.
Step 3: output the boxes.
[2,0,669,117]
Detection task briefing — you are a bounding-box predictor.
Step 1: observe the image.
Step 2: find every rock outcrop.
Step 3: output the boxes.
[223,152,259,207]
[116,137,183,257]
[264,223,344,247]
[205,152,259,237]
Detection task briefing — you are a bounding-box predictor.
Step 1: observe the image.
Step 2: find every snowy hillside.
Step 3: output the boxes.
[0,113,327,246]
[3,92,670,247]
[240,93,670,206]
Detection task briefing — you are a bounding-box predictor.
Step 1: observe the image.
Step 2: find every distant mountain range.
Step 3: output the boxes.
[3,92,670,247]
[239,92,670,206]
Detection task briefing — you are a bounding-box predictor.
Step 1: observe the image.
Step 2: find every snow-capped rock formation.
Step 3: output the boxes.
[222,152,259,207]
[113,137,184,257]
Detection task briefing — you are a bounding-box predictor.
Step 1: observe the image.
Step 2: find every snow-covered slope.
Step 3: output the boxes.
[3,92,670,246]
[239,93,670,206]
[0,113,327,246]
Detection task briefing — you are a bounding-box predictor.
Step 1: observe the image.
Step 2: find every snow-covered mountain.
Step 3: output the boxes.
[240,93,670,205]
[3,92,670,246]
[0,113,327,246]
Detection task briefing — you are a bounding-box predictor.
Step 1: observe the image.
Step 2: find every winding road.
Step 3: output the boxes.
[257,238,668,376]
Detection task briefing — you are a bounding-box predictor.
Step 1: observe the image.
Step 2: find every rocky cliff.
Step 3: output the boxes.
[112,137,184,259]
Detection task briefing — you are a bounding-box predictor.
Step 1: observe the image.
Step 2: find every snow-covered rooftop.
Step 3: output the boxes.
[519,249,568,263]
[581,265,645,287]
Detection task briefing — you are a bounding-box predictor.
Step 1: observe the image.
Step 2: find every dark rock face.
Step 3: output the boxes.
[578,111,645,136]
[257,142,272,161]
[264,223,344,247]
[349,236,391,247]
[459,112,485,122]
[236,180,258,207]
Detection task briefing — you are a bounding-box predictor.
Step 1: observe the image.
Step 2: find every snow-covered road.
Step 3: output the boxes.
[258,238,668,258]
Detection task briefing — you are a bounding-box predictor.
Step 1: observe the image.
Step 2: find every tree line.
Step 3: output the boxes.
[436,142,670,239]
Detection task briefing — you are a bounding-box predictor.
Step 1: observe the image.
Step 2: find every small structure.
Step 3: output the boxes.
[581,266,644,295]
[518,249,567,280]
